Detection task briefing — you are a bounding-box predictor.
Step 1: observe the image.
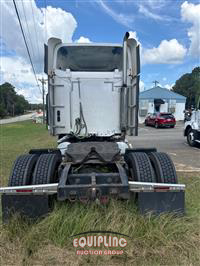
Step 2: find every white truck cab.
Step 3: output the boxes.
[184,110,200,146]
[45,34,140,139]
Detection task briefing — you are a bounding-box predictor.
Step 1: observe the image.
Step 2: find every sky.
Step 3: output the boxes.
[0,0,199,103]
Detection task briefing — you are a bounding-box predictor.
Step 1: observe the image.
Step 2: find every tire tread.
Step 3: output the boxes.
[32,154,60,184]
[125,152,155,182]
[149,152,177,184]
[9,154,38,186]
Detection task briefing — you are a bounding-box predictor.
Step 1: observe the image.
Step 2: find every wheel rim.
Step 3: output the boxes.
[188,132,194,144]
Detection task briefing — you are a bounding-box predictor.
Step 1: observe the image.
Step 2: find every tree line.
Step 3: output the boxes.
[0,82,42,118]
[172,67,200,109]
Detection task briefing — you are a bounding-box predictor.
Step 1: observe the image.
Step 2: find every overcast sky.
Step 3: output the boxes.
[0,0,199,103]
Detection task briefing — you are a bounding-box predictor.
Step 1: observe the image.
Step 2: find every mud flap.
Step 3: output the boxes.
[137,191,185,215]
[1,194,51,223]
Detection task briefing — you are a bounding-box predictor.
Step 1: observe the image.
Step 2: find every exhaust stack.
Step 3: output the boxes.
[123,32,130,86]
[120,32,130,132]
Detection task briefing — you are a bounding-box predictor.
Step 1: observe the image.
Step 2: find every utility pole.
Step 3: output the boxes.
[38,77,47,124]
[152,80,159,87]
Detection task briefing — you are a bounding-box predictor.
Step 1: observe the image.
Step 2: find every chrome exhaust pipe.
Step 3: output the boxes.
[120,32,130,132]
[123,32,129,86]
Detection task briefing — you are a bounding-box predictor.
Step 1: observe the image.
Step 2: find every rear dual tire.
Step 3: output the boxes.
[9,153,61,186]
[125,151,177,184]
[9,154,38,186]
[32,154,61,184]
[125,152,156,182]
[148,152,177,184]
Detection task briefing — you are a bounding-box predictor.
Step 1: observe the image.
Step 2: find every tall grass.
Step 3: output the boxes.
[0,175,199,265]
[0,122,199,265]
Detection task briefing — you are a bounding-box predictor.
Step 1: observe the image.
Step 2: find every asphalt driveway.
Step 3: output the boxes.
[0,112,36,125]
[128,122,200,172]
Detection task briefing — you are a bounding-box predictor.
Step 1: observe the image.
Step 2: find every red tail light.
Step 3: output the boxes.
[16,189,33,193]
[154,186,170,192]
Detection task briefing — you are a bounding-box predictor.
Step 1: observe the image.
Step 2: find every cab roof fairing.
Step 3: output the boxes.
[46,36,139,75]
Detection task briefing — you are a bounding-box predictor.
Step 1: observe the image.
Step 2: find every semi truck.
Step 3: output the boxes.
[184,110,200,146]
[0,33,185,222]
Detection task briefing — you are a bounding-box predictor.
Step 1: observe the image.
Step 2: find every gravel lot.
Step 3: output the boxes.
[128,122,200,172]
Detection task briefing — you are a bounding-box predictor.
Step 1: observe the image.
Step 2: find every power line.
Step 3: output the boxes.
[44,0,47,43]
[12,0,42,94]
[21,0,36,59]
[43,0,48,81]
[30,0,41,60]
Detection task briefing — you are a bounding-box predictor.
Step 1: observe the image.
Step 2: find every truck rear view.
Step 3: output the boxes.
[0,33,185,222]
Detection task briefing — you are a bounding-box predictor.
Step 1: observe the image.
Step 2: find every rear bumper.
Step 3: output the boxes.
[58,171,129,202]
[1,181,185,220]
[158,123,176,127]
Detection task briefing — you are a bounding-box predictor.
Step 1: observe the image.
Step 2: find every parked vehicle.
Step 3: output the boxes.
[184,110,200,146]
[0,33,185,222]
[145,113,176,128]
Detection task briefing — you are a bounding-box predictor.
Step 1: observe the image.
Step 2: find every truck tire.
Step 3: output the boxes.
[8,154,38,186]
[187,128,196,147]
[32,154,61,184]
[125,152,155,182]
[148,152,177,184]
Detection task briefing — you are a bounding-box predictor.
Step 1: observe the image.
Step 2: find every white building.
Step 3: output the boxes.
[139,86,186,123]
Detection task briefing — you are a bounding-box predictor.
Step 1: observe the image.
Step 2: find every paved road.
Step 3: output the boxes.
[0,113,36,125]
[128,122,200,172]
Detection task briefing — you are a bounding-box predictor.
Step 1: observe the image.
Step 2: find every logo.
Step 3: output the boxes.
[70,230,131,256]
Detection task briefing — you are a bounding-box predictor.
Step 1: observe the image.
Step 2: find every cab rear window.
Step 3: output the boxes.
[56,46,123,72]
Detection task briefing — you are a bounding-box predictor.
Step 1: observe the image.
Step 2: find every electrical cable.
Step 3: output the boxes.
[44,0,47,43]
[12,0,42,94]
[30,0,40,60]
[76,80,88,137]
[21,0,36,59]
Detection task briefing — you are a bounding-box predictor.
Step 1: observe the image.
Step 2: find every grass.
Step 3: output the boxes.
[0,121,56,186]
[0,121,200,265]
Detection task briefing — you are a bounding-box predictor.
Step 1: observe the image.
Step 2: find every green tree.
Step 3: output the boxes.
[0,103,6,117]
[172,67,200,109]
[0,82,30,118]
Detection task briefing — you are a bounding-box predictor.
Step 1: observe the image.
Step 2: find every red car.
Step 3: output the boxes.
[144,112,176,128]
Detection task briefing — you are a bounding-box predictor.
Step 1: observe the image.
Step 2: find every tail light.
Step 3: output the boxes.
[154,186,170,192]
[16,189,33,193]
